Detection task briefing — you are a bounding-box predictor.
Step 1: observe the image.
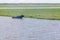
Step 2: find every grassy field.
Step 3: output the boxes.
[0,3,60,20]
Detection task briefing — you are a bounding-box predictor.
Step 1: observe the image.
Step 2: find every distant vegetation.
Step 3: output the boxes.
[0,3,60,20]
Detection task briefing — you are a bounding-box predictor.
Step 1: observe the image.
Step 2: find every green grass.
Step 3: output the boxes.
[0,9,60,20]
[0,3,60,20]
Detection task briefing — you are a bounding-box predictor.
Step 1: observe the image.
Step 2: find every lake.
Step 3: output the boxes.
[0,16,60,40]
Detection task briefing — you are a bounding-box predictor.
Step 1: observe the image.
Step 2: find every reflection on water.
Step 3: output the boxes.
[0,16,60,40]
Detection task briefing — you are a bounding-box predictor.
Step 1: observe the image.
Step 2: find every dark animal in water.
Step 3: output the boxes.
[12,15,24,19]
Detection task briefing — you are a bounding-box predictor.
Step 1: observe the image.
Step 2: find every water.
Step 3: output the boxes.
[0,16,60,40]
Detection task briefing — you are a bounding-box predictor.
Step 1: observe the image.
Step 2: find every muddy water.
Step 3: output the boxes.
[0,16,60,40]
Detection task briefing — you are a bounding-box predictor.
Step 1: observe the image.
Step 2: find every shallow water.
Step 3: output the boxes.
[0,16,60,40]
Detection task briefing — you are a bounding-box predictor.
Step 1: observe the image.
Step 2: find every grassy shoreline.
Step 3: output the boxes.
[0,9,60,20]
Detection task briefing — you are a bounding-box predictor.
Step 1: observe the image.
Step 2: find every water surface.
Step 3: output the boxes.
[0,16,60,40]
